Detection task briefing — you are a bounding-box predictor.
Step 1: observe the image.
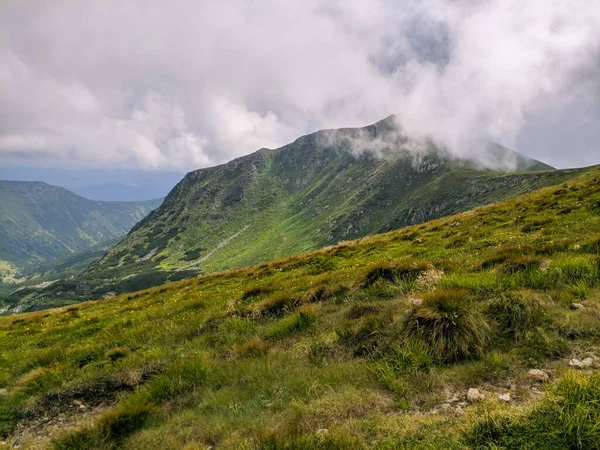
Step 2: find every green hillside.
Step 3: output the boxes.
[76,118,565,297]
[0,181,162,273]
[0,164,599,449]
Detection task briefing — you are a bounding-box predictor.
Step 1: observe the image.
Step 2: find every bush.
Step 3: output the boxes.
[402,290,490,362]
[487,292,545,341]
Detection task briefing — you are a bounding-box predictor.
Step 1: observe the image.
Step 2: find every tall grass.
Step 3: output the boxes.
[402,290,490,362]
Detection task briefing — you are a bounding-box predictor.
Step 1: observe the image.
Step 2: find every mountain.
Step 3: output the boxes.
[1,164,599,448]
[0,167,185,201]
[94,117,557,274]
[0,181,162,273]
[4,117,581,311]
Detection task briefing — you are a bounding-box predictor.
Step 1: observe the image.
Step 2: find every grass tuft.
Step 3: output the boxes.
[402,290,490,362]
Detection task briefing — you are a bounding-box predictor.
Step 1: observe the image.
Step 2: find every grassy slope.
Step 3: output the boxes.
[93,118,557,283]
[0,166,599,448]
[0,181,162,269]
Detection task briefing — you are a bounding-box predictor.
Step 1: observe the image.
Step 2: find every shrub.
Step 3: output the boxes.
[402,290,490,362]
[487,292,545,341]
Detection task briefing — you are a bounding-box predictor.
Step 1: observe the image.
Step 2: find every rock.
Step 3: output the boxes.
[316,429,329,437]
[528,369,549,382]
[0,388,7,396]
[454,405,464,415]
[467,388,485,402]
[581,357,595,368]
[569,359,583,368]
[498,393,511,402]
[457,401,468,408]
[570,303,584,310]
[408,297,422,306]
[72,400,83,406]
[440,403,452,411]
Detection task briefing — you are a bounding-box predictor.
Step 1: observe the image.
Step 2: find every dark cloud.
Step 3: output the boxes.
[0,0,599,170]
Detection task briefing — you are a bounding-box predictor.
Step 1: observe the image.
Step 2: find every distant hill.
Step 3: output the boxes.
[0,181,162,272]
[0,167,184,201]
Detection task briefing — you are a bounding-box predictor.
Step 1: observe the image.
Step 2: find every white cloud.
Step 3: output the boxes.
[0,0,599,170]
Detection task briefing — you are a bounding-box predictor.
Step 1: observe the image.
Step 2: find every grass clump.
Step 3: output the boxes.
[240,285,273,301]
[265,306,318,340]
[499,255,542,274]
[249,293,300,317]
[487,292,545,341]
[235,338,271,357]
[402,290,490,362]
[362,261,429,287]
[467,371,600,449]
[52,404,157,450]
[104,346,130,362]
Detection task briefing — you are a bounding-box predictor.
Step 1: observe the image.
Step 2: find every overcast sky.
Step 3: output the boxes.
[1,0,599,171]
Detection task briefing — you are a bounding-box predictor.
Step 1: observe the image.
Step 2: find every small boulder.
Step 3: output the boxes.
[528,369,549,382]
[569,359,583,368]
[440,403,452,411]
[467,388,485,402]
[569,303,585,310]
[0,389,7,396]
[316,429,329,437]
[498,393,511,402]
[581,357,595,368]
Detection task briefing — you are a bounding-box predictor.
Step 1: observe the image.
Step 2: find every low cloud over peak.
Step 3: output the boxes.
[1,0,599,170]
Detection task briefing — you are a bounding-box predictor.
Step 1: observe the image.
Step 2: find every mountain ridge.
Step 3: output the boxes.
[0,180,162,273]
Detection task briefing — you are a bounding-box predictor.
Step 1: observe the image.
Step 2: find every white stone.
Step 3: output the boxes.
[498,393,511,402]
[528,369,549,382]
[408,297,423,306]
[569,359,583,368]
[467,388,485,402]
[570,303,585,310]
[581,357,595,368]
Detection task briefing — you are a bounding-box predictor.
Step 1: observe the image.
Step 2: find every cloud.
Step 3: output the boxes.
[0,0,599,170]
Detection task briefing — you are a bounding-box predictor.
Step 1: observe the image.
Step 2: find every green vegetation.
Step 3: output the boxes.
[0,180,161,271]
[0,165,599,448]
[12,118,586,311]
